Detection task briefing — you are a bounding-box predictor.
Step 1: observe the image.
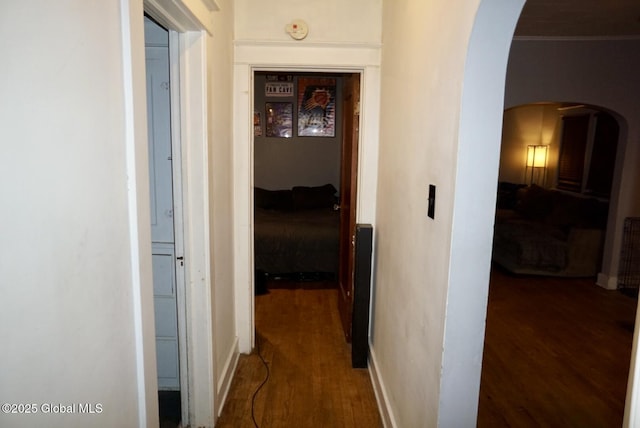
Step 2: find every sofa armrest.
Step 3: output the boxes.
[565,228,605,277]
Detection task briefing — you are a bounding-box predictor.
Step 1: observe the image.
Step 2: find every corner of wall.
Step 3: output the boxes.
[597,272,618,290]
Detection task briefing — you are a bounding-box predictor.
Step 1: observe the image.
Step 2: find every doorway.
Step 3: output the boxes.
[481,103,631,424]
[252,71,361,342]
[144,15,187,427]
[471,1,640,425]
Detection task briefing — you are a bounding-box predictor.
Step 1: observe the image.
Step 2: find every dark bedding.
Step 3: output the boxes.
[254,185,340,275]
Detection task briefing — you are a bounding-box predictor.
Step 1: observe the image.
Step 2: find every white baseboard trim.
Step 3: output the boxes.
[597,272,618,290]
[368,345,397,428]
[216,336,240,417]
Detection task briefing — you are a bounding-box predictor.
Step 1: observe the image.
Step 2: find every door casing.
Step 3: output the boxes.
[140,4,215,425]
[233,51,382,354]
[337,73,361,342]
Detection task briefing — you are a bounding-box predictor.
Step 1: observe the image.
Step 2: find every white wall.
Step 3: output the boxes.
[234,0,381,44]
[207,0,239,417]
[505,38,640,289]
[0,1,234,427]
[374,0,524,426]
[374,0,469,421]
[0,1,155,427]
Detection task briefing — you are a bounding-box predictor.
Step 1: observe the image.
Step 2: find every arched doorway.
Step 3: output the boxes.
[462,2,640,424]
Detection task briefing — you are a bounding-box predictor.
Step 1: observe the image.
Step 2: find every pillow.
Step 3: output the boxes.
[254,187,293,211]
[291,184,337,211]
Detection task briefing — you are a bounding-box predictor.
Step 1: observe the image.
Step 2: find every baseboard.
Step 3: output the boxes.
[597,272,618,290]
[368,345,397,428]
[216,336,240,417]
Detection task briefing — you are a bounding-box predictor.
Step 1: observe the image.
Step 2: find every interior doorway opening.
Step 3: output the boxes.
[251,70,361,343]
[481,100,632,425]
[479,28,635,428]
[230,71,383,426]
[143,14,188,428]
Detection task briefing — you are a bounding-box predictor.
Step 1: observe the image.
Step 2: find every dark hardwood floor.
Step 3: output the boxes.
[478,267,638,427]
[216,269,636,427]
[216,283,382,428]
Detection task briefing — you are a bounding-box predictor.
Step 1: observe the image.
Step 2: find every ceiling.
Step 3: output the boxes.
[514,0,640,37]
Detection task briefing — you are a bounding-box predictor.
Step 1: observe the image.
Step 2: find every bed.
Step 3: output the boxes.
[254,184,340,277]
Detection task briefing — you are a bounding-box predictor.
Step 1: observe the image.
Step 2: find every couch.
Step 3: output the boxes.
[492,183,609,277]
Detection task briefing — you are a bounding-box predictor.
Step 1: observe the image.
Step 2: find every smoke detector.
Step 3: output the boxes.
[285,19,309,40]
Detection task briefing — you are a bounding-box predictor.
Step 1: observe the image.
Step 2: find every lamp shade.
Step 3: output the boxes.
[526,145,548,168]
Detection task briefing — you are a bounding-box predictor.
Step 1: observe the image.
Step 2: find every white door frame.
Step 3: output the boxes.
[124,0,217,426]
[166,28,215,428]
[145,16,187,396]
[168,29,189,420]
[233,44,382,354]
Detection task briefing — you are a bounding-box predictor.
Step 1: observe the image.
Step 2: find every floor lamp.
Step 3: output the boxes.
[526,144,548,186]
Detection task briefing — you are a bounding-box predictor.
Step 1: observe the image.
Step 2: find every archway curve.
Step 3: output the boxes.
[438,0,525,425]
[451,0,640,425]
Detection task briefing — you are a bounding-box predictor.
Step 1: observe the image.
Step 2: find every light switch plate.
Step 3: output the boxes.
[428,185,436,219]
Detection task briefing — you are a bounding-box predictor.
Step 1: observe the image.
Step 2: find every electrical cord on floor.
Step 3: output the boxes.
[251,329,270,428]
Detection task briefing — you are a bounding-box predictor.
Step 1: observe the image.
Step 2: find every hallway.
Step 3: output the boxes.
[216,286,382,427]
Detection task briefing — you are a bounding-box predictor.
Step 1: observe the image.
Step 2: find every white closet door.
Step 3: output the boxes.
[146,45,174,244]
[145,28,180,391]
[152,244,180,389]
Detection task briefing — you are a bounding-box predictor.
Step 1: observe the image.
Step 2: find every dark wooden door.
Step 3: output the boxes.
[338,74,360,342]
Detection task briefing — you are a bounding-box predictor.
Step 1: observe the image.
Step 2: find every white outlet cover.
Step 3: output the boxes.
[285,19,309,40]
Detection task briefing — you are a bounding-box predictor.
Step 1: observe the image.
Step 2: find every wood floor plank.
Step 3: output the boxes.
[216,287,382,428]
[218,270,635,427]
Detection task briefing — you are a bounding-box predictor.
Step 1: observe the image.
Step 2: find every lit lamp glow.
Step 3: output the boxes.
[526,145,548,168]
[526,144,548,185]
